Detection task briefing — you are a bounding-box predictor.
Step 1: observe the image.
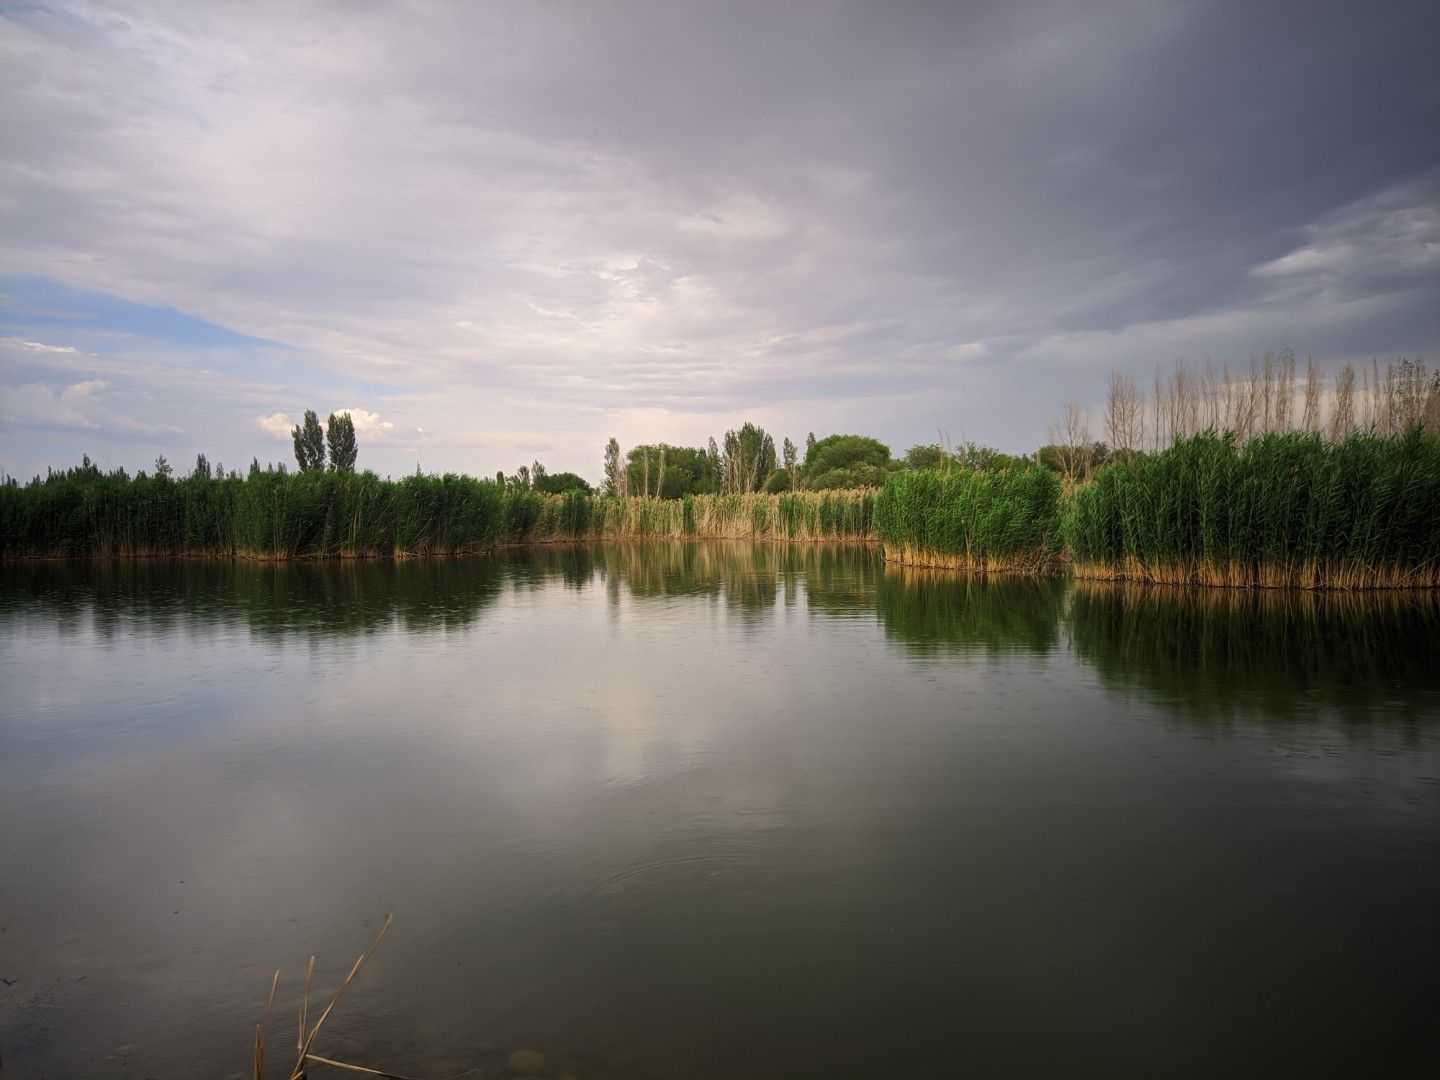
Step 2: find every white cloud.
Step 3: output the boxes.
[7,338,80,354]
[0,2,1434,476]
[334,408,395,436]
[1251,172,1440,294]
[255,411,293,438]
[0,380,106,429]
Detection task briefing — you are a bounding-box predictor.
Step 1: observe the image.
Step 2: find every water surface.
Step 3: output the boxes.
[1,545,1437,1078]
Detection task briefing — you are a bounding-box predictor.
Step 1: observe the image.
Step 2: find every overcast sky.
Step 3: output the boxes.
[2,0,1437,482]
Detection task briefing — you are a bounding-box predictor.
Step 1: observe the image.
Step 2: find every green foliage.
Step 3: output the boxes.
[903,444,948,470]
[626,444,717,498]
[953,442,1031,472]
[763,468,792,493]
[874,463,1063,572]
[292,410,326,472]
[0,465,526,558]
[326,412,359,472]
[533,471,592,495]
[802,434,895,489]
[1067,429,1440,587]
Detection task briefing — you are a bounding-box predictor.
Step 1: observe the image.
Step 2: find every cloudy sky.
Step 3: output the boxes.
[2,0,1436,482]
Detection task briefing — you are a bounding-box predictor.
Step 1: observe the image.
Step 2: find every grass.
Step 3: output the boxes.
[251,915,483,1080]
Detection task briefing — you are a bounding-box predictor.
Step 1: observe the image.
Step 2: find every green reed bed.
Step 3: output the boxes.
[873,464,1064,573]
[0,471,875,558]
[0,469,524,559]
[1068,429,1440,589]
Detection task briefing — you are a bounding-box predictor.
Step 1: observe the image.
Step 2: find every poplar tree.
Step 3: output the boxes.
[326,411,358,472]
[292,410,326,471]
[603,437,625,496]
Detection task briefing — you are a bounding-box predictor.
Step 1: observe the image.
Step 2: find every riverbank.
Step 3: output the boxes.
[5,429,1436,588]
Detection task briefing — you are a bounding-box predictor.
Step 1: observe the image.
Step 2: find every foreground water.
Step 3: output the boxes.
[1,545,1437,1079]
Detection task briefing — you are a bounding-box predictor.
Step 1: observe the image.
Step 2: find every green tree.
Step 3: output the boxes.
[782,437,798,475]
[803,434,893,489]
[192,453,211,480]
[154,454,173,478]
[626,444,717,498]
[533,471,592,495]
[292,410,326,472]
[707,437,723,488]
[903,443,948,470]
[326,412,358,472]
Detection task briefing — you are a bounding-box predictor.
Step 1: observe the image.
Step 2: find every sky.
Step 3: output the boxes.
[1,0,1437,483]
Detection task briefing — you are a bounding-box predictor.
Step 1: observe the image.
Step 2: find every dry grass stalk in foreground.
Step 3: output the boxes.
[251,915,479,1080]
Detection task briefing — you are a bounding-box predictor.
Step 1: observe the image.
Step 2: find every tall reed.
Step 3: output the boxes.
[873,465,1063,573]
[0,471,875,558]
[538,490,875,542]
[1067,428,1440,589]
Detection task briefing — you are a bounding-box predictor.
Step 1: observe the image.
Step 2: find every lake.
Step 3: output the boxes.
[1,544,1437,1079]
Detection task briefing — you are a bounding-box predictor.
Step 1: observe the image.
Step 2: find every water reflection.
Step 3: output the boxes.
[5,549,1439,724]
[875,566,1066,655]
[1067,583,1440,724]
[0,557,506,637]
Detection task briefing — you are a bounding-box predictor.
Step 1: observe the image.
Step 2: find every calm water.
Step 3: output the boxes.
[1,545,1437,1079]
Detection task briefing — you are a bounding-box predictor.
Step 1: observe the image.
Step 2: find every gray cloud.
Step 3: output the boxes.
[1,0,1436,480]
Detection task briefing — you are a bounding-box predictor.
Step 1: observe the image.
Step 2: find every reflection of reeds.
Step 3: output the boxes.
[1067,581,1440,723]
[876,564,1066,654]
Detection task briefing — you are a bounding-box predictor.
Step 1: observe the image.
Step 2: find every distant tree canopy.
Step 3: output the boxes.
[533,470,592,495]
[598,427,785,498]
[903,444,948,470]
[903,441,1034,473]
[626,443,719,498]
[801,434,894,490]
